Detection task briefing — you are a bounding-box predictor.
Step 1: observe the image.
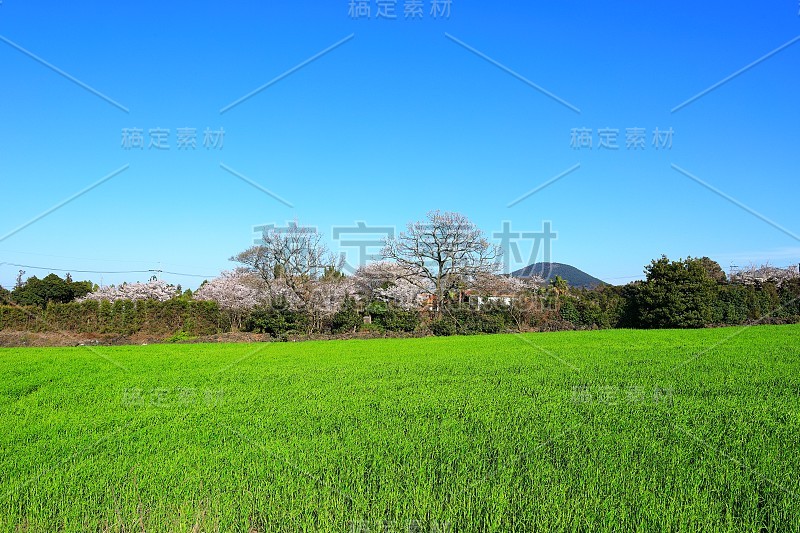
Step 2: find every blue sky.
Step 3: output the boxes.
[1,1,799,289]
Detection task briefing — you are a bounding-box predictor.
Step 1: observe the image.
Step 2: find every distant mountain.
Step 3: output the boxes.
[511,262,605,289]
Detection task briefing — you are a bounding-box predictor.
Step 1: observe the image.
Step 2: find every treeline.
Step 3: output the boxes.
[1,255,798,340]
[2,209,799,340]
[620,256,800,328]
[0,273,94,308]
[526,256,800,331]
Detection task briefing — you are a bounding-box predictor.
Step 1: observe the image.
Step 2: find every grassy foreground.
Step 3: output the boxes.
[1,326,799,532]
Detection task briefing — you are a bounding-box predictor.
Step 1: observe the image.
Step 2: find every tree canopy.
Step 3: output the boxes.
[381,210,501,316]
[10,273,94,308]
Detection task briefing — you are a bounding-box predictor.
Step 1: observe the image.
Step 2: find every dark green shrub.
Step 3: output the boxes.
[780,278,800,317]
[244,307,309,335]
[360,322,384,334]
[430,317,457,336]
[331,299,361,334]
[559,300,580,325]
[367,301,420,333]
[448,306,508,334]
[0,305,41,331]
[0,299,224,337]
[429,306,510,336]
[380,308,420,332]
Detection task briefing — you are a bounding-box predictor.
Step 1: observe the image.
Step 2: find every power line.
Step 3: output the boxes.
[0,249,205,269]
[160,270,216,279]
[1,263,153,274]
[0,250,153,264]
[0,262,216,279]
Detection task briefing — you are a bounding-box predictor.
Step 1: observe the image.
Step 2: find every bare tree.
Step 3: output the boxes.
[381,210,501,316]
[231,223,341,309]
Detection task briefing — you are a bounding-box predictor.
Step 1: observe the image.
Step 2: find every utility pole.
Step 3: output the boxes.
[729,262,738,281]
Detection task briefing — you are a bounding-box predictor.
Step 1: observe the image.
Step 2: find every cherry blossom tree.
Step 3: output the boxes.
[308,276,358,317]
[469,273,540,297]
[353,262,426,311]
[78,280,179,303]
[731,262,800,287]
[193,270,267,329]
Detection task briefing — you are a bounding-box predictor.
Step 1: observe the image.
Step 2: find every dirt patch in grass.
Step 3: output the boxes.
[0,330,150,347]
[0,328,431,347]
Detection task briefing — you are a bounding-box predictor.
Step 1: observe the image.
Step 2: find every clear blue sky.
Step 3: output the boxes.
[1,1,798,289]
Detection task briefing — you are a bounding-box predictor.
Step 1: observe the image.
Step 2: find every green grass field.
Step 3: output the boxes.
[1,325,799,532]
